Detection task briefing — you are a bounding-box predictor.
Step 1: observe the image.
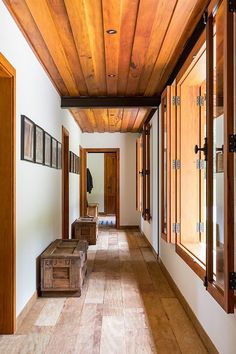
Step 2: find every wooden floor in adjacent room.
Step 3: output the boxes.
[0,229,207,354]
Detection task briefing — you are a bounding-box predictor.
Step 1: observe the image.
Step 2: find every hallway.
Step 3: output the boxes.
[0,230,207,354]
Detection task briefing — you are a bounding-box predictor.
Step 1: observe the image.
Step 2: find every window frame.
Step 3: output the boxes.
[171,0,235,313]
[142,122,151,222]
[205,0,235,313]
[161,86,176,243]
[175,32,207,282]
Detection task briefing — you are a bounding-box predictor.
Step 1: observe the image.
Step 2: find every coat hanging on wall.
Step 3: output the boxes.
[87,168,93,193]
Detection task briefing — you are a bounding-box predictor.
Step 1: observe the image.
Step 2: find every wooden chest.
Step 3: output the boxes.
[71,217,98,245]
[40,239,88,297]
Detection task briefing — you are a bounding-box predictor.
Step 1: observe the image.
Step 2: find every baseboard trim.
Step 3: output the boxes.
[139,228,158,260]
[16,291,38,331]
[159,259,218,354]
[119,225,139,230]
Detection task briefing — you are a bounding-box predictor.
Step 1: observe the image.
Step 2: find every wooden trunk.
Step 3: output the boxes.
[40,239,88,297]
[87,203,99,217]
[71,217,98,245]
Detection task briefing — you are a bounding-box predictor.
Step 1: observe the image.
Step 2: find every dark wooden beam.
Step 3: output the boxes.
[61,96,160,108]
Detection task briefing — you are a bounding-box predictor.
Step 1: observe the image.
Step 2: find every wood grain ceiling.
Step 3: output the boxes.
[4,0,208,132]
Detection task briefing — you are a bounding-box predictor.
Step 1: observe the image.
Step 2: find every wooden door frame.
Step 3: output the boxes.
[0,53,16,334]
[82,148,120,229]
[62,127,69,239]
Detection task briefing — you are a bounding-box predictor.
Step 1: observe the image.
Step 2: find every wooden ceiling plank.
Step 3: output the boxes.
[137,0,177,95]
[145,0,208,95]
[127,108,139,132]
[108,108,122,132]
[85,109,97,131]
[117,0,140,95]
[82,0,107,95]
[46,0,88,95]
[64,0,99,95]
[125,0,159,95]
[102,0,122,95]
[93,109,105,133]
[4,0,69,95]
[156,0,208,95]
[70,109,86,132]
[120,109,131,132]
[25,0,79,95]
[76,109,94,133]
[132,108,151,131]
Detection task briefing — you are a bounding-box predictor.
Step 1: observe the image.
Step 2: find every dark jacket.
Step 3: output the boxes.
[87,168,93,193]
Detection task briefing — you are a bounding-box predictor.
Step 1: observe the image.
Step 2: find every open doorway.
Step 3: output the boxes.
[0,53,16,334]
[81,148,120,229]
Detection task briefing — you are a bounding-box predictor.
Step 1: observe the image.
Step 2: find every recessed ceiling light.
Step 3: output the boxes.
[106,29,117,35]
[108,74,116,77]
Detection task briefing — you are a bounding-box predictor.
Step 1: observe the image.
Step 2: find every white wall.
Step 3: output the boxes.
[82,133,139,226]
[87,153,105,212]
[140,111,159,254]
[140,106,236,354]
[0,1,82,316]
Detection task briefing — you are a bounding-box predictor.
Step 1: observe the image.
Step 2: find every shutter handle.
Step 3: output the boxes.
[194,138,208,161]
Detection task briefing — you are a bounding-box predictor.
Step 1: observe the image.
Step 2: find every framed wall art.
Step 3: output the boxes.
[21,115,35,162]
[44,132,52,167]
[35,125,44,164]
[69,151,73,173]
[51,138,57,168]
[57,142,62,169]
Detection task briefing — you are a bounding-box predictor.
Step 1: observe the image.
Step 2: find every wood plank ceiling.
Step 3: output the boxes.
[4,0,208,132]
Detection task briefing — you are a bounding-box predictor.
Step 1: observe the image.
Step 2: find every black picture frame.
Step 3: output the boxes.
[57,142,62,169]
[73,153,76,173]
[75,155,79,174]
[69,151,73,173]
[44,132,52,167]
[34,124,44,164]
[51,138,57,168]
[21,115,35,163]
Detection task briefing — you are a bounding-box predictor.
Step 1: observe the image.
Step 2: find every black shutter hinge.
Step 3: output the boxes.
[229,134,236,152]
[229,272,236,290]
[229,0,236,12]
[144,129,150,136]
[144,169,150,176]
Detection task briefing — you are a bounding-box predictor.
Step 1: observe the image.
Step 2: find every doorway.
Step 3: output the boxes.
[0,53,16,334]
[62,127,69,239]
[81,148,120,228]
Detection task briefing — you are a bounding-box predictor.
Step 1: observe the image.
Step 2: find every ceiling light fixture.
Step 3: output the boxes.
[106,29,117,35]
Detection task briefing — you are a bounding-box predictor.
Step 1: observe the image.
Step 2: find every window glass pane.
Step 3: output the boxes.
[179,43,206,265]
[212,1,224,288]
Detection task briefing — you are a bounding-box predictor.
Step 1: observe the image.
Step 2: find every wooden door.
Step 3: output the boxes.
[62,127,69,239]
[0,54,16,334]
[104,152,117,215]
